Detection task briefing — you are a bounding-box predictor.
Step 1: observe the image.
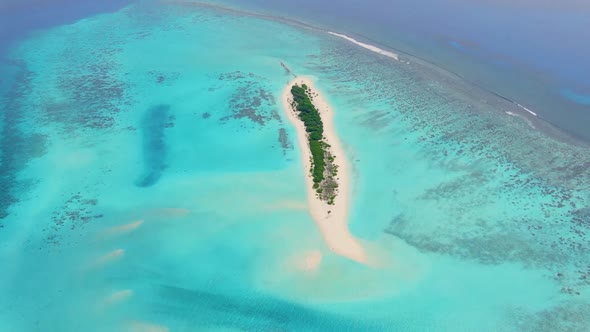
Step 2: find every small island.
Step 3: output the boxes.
[290,83,339,205]
[281,76,369,265]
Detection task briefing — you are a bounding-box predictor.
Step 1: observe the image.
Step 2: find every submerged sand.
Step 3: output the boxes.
[281,76,369,264]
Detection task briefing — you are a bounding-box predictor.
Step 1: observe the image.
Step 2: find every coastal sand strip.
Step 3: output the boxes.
[282,76,368,264]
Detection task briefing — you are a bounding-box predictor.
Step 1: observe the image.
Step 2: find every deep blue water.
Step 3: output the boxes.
[215,0,590,142]
[0,0,133,57]
[218,0,590,85]
[2,1,588,140]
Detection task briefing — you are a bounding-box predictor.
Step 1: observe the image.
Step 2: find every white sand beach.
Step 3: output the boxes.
[281,76,369,264]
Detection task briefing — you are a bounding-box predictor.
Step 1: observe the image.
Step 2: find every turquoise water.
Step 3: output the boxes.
[1,2,590,331]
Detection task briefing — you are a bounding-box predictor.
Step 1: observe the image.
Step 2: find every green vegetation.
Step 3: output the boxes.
[291,83,339,204]
[291,84,326,185]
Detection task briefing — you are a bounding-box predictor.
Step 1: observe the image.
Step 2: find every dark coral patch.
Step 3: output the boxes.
[0,63,48,222]
[216,71,278,127]
[278,128,292,155]
[147,70,180,86]
[135,104,173,188]
[43,193,101,248]
[39,47,132,134]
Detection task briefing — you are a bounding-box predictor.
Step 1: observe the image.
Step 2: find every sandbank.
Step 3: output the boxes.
[281,76,368,264]
[88,249,125,269]
[97,289,134,312]
[127,321,170,332]
[102,220,144,238]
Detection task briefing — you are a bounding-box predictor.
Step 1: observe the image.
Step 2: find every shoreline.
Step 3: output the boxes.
[281,76,368,264]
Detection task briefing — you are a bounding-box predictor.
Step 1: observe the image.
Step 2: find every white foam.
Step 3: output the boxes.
[328,32,400,61]
[516,103,538,116]
[505,111,535,129]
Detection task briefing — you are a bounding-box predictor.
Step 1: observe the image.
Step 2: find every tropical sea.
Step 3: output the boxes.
[214,0,590,143]
[0,1,589,331]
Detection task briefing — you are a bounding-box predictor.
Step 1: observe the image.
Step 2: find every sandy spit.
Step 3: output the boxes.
[281,76,368,264]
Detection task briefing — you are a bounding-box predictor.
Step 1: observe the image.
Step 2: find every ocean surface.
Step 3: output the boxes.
[0,1,589,331]
[213,0,590,143]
